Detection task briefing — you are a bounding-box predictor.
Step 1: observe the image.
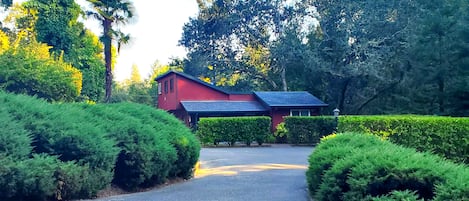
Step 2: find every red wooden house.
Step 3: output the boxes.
[155,71,328,130]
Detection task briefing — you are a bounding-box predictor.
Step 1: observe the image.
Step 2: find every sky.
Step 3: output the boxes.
[78,0,199,81]
[10,0,200,81]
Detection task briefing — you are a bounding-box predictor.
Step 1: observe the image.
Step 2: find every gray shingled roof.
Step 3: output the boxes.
[181,101,268,113]
[254,91,328,107]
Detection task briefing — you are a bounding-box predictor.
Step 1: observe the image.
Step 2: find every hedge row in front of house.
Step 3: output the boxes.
[282,115,469,164]
[338,115,469,164]
[0,91,200,201]
[283,116,336,145]
[196,116,271,146]
[307,133,469,201]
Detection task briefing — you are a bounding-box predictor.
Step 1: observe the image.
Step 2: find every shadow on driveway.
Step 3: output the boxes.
[85,145,314,201]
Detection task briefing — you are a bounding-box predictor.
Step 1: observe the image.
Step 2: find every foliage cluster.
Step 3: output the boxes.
[111,61,184,106]
[111,65,158,106]
[338,115,469,164]
[196,117,271,146]
[0,91,200,200]
[283,116,336,145]
[307,133,469,201]
[273,122,288,143]
[180,0,469,116]
[1,2,105,102]
[0,34,83,102]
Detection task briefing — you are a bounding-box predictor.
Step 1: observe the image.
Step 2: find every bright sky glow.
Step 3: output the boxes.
[9,0,199,81]
[78,0,199,81]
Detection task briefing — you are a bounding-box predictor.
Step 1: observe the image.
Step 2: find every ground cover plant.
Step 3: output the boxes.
[307,133,469,201]
[0,91,200,200]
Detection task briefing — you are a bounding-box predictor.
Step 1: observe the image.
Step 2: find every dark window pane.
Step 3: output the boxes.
[300,110,310,116]
[170,79,174,93]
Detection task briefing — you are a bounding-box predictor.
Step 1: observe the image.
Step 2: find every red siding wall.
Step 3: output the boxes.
[158,74,231,111]
[177,76,229,101]
[157,74,178,111]
[270,108,290,131]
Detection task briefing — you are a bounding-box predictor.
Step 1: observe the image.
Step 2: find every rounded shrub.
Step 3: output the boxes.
[107,102,200,179]
[306,133,385,195]
[274,122,288,143]
[0,91,201,198]
[0,92,118,198]
[0,154,97,201]
[78,103,178,189]
[308,133,469,201]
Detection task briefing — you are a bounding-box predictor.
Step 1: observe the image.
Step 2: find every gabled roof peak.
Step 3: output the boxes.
[155,70,230,95]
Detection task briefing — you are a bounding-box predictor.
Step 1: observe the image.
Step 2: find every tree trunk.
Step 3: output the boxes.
[281,67,287,91]
[103,19,113,103]
[438,77,445,114]
[338,78,351,114]
[356,71,405,114]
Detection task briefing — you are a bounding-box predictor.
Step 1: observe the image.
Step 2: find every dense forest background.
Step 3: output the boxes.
[1,0,468,116]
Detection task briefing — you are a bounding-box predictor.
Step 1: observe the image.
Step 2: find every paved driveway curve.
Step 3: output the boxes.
[88,144,314,201]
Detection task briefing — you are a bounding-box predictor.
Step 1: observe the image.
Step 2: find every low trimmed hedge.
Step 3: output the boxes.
[0,91,200,200]
[196,117,271,146]
[283,115,469,164]
[307,133,469,201]
[284,116,335,145]
[338,115,469,164]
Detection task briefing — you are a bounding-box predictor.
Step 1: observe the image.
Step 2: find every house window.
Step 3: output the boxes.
[170,78,174,93]
[290,109,310,116]
[164,80,168,94]
[158,83,162,94]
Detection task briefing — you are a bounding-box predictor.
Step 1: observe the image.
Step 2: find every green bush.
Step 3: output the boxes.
[0,155,57,201]
[306,133,384,195]
[284,116,336,145]
[0,92,117,197]
[274,122,288,143]
[0,44,82,102]
[0,154,100,201]
[0,91,200,198]
[338,115,469,164]
[371,190,422,201]
[0,108,32,159]
[307,133,469,201]
[78,103,178,189]
[108,102,200,179]
[196,117,271,146]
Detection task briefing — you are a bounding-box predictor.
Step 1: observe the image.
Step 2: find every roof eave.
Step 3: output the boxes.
[269,104,329,108]
[186,110,268,114]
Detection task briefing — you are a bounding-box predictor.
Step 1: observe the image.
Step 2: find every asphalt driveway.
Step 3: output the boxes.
[87,144,314,201]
